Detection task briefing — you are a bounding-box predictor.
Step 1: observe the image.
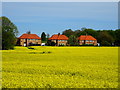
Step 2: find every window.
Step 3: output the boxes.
[31,39,35,40]
[64,40,67,41]
[90,40,93,42]
[59,43,65,46]
[86,40,89,42]
[62,40,67,41]
[51,40,56,42]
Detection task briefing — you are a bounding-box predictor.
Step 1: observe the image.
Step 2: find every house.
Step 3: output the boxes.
[17,34,41,46]
[78,35,97,46]
[48,34,69,46]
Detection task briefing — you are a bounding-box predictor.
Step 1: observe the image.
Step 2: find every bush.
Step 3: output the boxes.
[101,41,111,46]
[82,44,94,46]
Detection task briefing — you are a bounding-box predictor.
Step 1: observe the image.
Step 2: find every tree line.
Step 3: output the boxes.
[62,28,120,46]
[1,16,120,50]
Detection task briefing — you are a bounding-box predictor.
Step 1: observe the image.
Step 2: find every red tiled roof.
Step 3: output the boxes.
[78,35,96,40]
[18,34,41,39]
[49,34,69,40]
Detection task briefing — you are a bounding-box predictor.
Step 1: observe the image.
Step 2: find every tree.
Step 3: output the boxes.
[62,29,74,37]
[74,30,82,37]
[41,32,46,42]
[97,31,114,46]
[62,28,119,46]
[68,35,79,46]
[83,28,98,38]
[81,27,87,31]
[46,33,50,39]
[2,16,19,50]
[115,29,120,46]
[47,40,55,46]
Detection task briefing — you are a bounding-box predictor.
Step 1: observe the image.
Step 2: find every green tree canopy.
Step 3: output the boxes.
[2,16,18,50]
[97,31,114,46]
[62,29,74,37]
[62,28,119,46]
[115,29,120,46]
[41,32,46,42]
[68,35,78,46]
[83,28,98,38]
[74,30,82,37]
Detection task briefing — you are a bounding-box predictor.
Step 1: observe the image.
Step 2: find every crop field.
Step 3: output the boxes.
[1,46,118,88]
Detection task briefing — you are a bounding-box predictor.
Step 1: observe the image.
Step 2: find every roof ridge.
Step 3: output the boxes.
[49,34,68,40]
[18,33,41,39]
[78,35,96,40]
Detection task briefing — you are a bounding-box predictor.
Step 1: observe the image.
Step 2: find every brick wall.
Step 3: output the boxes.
[79,40,97,46]
[20,39,41,46]
[58,40,68,46]
[51,40,68,46]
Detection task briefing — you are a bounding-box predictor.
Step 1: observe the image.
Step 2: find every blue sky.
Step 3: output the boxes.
[2,2,118,37]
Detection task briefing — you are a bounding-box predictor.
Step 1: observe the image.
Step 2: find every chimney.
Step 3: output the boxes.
[58,33,60,36]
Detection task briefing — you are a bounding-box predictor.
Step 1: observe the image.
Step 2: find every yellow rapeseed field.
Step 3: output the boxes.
[2,46,118,88]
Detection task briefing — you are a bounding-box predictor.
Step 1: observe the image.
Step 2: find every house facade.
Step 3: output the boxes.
[17,34,41,46]
[78,35,97,46]
[49,34,69,46]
